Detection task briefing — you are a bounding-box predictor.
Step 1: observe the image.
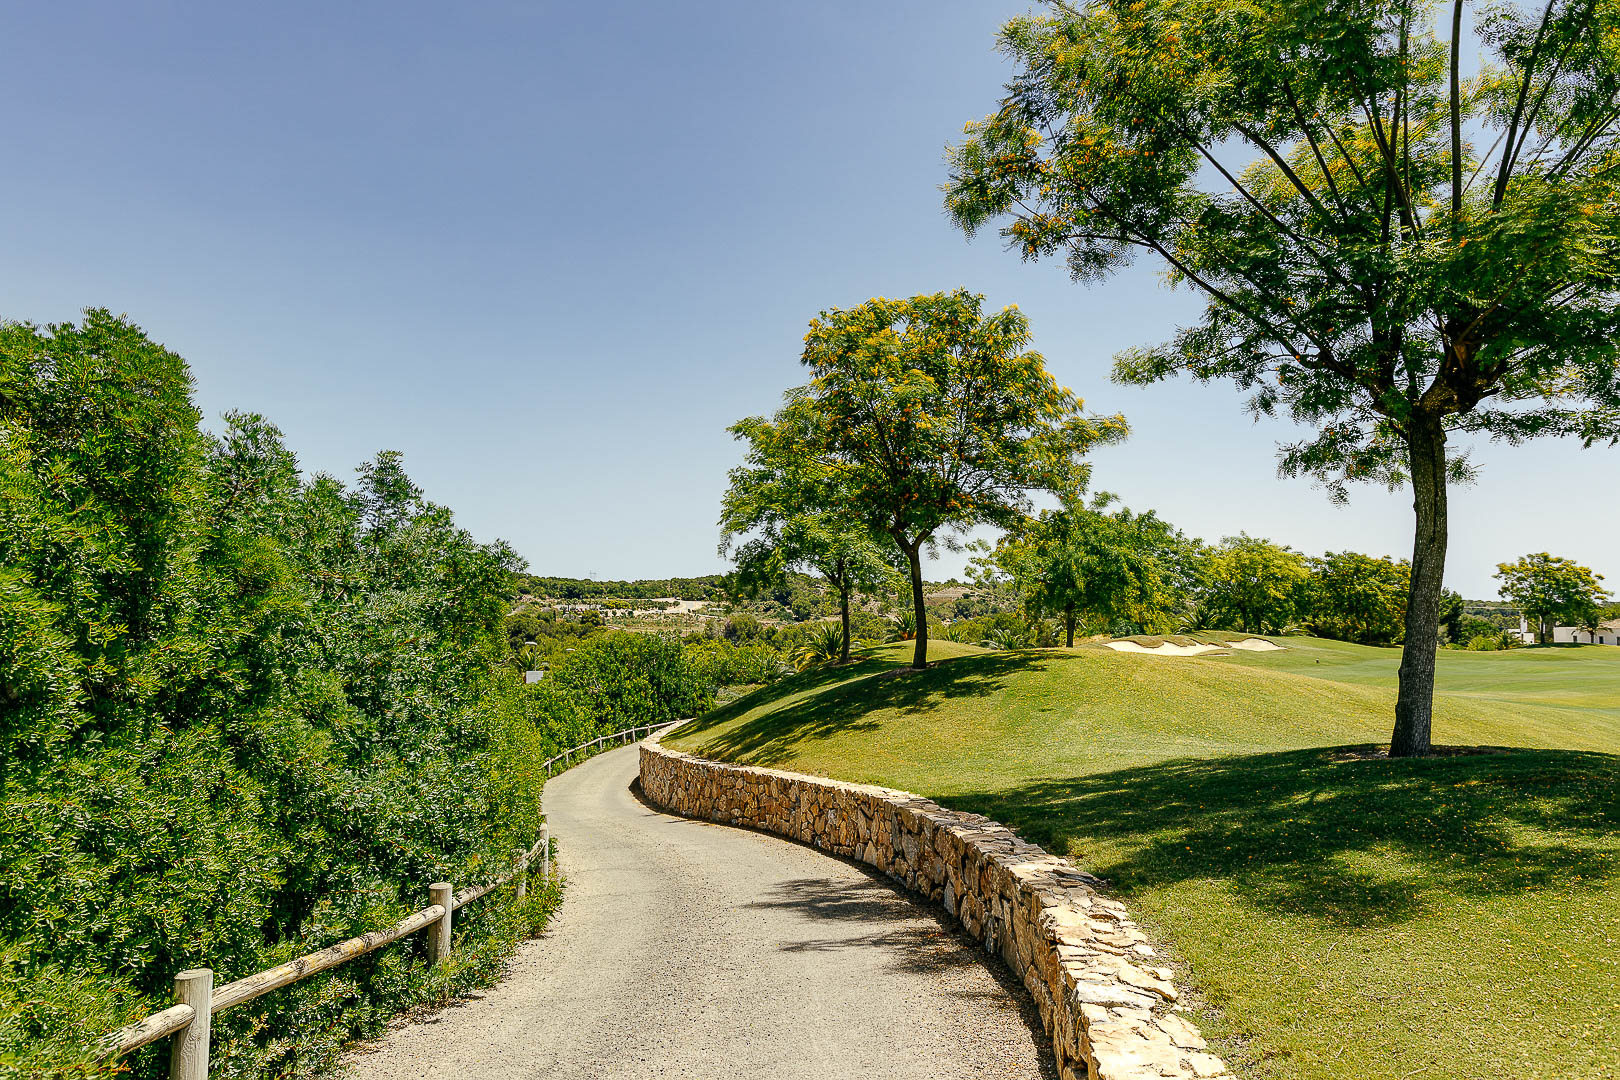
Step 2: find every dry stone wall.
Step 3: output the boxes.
[640,732,1233,1080]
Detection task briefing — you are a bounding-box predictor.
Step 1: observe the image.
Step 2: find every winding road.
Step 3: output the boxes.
[345,743,1054,1079]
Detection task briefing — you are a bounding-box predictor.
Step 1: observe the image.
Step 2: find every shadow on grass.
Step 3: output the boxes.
[953,746,1620,929]
[681,651,1055,767]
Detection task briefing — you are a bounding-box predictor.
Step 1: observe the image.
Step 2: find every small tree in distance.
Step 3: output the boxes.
[987,497,1195,645]
[792,289,1128,669]
[1495,553,1611,643]
[720,406,899,663]
[946,0,1620,755]
[1306,551,1412,646]
[1200,535,1311,635]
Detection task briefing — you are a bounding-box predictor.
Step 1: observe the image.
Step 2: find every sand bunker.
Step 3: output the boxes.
[1102,637,1283,656]
[1103,640,1222,656]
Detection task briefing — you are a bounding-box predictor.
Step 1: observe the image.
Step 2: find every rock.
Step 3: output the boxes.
[1153,1011,1207,1050]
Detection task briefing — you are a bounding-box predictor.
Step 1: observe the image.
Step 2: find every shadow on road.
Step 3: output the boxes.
[744,873,1060,1079]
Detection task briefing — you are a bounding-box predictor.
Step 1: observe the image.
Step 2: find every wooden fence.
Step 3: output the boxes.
[99,719,679,1079]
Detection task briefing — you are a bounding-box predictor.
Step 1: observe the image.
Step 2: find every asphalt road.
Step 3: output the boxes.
[345,743,1054,1079]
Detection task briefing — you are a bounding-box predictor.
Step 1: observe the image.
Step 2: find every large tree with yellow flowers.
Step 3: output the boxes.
[792,289,1127,669]
[946,0,1620,755]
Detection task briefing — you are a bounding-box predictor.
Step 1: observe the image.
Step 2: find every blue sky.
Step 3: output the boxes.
[3,1,1614,598]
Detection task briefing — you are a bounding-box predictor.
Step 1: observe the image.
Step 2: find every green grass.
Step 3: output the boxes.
[668,638,1620,1080]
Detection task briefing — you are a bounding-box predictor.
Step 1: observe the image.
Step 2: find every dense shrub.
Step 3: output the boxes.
[684,638,791,687]
[0,312,673,1078]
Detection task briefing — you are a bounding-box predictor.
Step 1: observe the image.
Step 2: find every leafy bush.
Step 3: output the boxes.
[684,638,790,688]
[982,625,1035,650]
[0,312,680,1078]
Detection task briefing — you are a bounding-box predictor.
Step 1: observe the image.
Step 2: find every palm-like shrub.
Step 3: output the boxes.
[982,626,1034,650]
[796,623,847,669]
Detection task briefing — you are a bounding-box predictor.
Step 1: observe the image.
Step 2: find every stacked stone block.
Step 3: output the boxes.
[640,733,1233,1080]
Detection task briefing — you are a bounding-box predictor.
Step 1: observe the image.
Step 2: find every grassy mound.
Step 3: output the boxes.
[668,639,1620,1080]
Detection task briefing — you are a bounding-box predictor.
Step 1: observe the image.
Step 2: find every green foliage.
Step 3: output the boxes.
[1444,612,1514,651]
[542,632,712,736]
[946,0,1620,752]
[683,637,792,687]
[986,496,1201,645]
[1199,535,1312,635]
[722,613,766,643]
[793,624,850,669]
[722,395,903,664]
[778,289,1127,668]
[1496,552,1612,641]
[0,311,622,1077]
[511,574,726,602]
[1305,551,1411,645]
[947,0,1620,485]
[944,611,1027,645]
[981,624,1036,650]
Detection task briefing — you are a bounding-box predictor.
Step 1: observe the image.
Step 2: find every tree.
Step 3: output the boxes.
[1200,535,1311,634]
[1439,588,1467,644]
[946,0,1620,755]
[1306,551,1412,645]
[1495,552,1611,642]
[790,289,1128,668]
[721,405,899,662]
[990,497,1196,645]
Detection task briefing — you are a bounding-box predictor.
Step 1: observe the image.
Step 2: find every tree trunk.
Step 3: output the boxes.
[904,541,928,669]
[1391,412,1449,758]
[1065,608,1076,648]
[839,587,852,663]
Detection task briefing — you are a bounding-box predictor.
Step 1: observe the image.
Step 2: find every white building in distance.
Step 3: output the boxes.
[1518,616,1620,645]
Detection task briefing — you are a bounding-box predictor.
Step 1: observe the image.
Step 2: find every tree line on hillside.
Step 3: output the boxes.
[511,574,727,602]
[0,313,715,1078]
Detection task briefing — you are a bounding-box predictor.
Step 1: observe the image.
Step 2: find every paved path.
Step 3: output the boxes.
[345,743,1054,1079]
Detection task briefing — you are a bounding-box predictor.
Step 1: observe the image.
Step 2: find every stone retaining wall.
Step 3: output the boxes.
[640,732,1232,1080]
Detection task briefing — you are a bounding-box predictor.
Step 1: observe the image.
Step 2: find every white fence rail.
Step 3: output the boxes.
[99,719,682,1077]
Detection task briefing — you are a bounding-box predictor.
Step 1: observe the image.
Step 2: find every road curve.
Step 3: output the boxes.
[345,743,1054,1079]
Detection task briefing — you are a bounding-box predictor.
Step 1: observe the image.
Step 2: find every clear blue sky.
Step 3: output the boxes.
[3,1,1614,599]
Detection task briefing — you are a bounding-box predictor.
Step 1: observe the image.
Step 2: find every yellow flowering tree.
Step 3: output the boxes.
[791,289,1127,669]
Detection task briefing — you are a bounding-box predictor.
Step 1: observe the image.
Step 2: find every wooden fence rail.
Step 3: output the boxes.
[99,719,682,1077]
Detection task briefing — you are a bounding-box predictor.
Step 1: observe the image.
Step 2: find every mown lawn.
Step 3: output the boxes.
[667,638,1620,1080]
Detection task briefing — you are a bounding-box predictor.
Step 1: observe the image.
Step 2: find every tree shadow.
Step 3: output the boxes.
[743,873,1059,1078]
[951,746,1620,928]
[682,651,1056,767]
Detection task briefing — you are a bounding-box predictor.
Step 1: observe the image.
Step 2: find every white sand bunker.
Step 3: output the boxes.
[1104,640,1222,656]
[1102,637,1284,656]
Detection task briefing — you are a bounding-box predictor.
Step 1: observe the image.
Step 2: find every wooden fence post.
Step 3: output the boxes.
[540,827,550,880]
[169,968,212,1080]
[514,848,527,900]
[427,882,453,966]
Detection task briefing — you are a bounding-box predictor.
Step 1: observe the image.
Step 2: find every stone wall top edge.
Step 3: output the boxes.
[641,736,935,806]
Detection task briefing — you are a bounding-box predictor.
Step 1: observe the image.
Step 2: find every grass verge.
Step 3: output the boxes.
[667,639,1620,1080]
